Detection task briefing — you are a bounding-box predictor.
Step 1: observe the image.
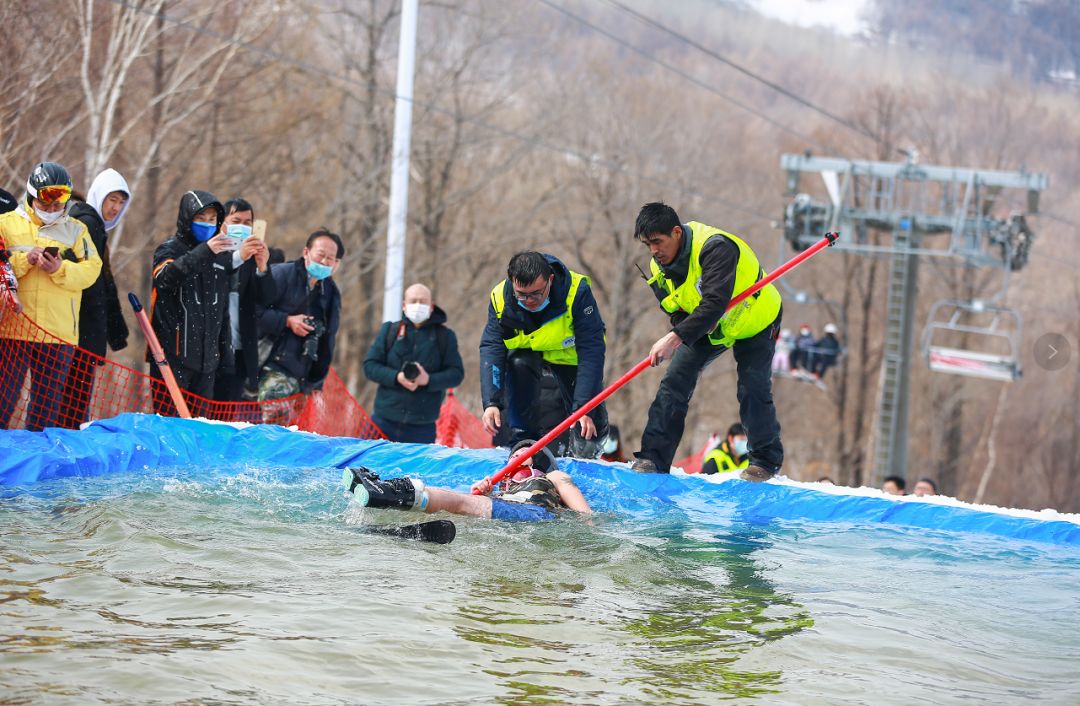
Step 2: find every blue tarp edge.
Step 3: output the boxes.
[2,413,1077,546]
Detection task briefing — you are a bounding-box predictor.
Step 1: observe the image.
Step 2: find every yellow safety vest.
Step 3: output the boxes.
[490,270,587,366]
[704,442,749,472]
[648,221,781,347]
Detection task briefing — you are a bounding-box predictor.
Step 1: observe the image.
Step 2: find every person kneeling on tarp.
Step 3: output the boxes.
[344,440,592,522]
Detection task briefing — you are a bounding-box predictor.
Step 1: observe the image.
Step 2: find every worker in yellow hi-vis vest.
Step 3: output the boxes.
[479,251,608,458]
[629,202,783,481]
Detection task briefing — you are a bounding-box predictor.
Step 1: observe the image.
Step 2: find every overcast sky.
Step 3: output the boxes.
[752,0,869,35]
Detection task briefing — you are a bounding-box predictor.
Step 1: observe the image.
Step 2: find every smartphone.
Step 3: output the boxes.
[43,246,59,258]
[252,219,267,241]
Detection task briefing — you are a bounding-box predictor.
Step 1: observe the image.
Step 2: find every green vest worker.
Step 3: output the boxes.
[479,251,609,457]
[701,423,750,475]
[630,202,783,481]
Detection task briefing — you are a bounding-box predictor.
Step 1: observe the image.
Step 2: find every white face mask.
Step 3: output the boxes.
[404,303,431,325]
[34,207,64,225]
[733,438,749,457]
[602,436,618,454]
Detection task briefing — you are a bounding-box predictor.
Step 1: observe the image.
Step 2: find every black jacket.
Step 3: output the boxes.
[150,190,228,374]
[363,306,465,425]
[256,258,341,390]
[479,254,605,412]
[232,258,278,388]
[69,201,128,358]
[0,188,16,214]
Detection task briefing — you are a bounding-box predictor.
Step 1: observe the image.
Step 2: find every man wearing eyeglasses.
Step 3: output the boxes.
[0,162,102,430]
[479,251,609,457]
[256,229,343,405]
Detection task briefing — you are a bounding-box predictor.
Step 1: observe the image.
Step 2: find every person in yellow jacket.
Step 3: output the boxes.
[629,202,782,481]
[701,423,750,475]
[0,162,101,430]
[479,251,609,457]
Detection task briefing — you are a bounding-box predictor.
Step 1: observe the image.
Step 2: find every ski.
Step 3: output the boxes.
[364,519,456,545]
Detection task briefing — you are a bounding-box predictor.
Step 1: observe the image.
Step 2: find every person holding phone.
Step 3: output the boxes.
[149,189,232,412]
[0,162,102,431]
[212,198,277,403]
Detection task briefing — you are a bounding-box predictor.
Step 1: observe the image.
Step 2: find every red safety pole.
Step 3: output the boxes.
[474,231,839,492]
[128,292,192,419]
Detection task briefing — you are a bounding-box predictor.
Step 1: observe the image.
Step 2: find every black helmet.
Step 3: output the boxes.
[26,162,73,207]
[509,439,558,473]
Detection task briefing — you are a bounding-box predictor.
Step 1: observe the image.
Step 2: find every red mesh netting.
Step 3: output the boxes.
[435,389,493,449]
[0,302,383,439]
[673,444,707,474]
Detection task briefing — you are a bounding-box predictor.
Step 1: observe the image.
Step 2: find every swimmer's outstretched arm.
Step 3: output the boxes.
[548,471,592,514]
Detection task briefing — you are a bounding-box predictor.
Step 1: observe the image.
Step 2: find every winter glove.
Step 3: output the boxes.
[106,308,129,351]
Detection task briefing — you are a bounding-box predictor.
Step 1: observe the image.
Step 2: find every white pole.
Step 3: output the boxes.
[382,0,419,322]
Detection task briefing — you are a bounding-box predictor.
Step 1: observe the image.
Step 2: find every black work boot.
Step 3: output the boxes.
[630,456,661,473]
[344,468,428,511]
[740,464,776,482]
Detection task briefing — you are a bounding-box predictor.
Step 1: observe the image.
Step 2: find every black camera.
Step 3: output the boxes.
[401,361,420,380]
[301,316,327,361]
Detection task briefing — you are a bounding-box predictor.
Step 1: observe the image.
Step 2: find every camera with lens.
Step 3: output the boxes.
[301,316,327,361]
[400,361,420,381]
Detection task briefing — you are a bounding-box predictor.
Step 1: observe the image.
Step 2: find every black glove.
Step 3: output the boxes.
[106,304,129,352]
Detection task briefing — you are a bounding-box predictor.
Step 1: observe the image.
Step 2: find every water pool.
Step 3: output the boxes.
[2,416,1078,705]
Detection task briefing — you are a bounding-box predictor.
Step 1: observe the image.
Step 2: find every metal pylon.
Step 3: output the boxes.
[780,154,1046,487]
[872,219,920,485]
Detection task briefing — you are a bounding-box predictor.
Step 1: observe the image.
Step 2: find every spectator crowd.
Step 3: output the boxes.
[2,164,938,501]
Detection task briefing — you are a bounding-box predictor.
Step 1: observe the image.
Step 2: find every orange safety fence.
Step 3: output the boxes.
[0,302,384,439]
[435,389,494,449]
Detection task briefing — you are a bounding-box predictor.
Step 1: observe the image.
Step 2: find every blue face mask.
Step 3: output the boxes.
[518,296,550,312]
[306,260,333,281]
[191,220,217,242]
[733,438,749,457]
[226,223,252,240]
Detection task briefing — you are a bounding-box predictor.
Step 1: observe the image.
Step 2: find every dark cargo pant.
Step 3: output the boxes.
[638,315,783,473]
[502,349,609,457]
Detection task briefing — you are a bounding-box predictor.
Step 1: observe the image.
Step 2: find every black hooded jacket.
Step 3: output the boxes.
[69,201,128,358]
[150,190,229,374]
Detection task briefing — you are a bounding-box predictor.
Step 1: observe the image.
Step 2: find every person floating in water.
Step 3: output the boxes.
[344,440,592,522]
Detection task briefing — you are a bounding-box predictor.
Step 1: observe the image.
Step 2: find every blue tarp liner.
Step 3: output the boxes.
[2,413,1079,546]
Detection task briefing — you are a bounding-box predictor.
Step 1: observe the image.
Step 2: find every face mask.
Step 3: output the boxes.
[226,223,252,240]
[191,221,217,242]
[404,303,431,325]
[34,207,64,225]
[602,436,618,454]
[518,296,550,312]
[306,260,333,281]
[799,328,811,336]
[733,438,749,457]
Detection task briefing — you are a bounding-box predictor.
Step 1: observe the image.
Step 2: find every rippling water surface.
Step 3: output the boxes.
[2,466,1079,705]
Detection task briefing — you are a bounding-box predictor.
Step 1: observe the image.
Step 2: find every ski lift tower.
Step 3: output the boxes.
[780,152,1047,486]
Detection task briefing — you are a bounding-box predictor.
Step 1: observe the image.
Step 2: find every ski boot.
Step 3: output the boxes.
[344,467,429,511]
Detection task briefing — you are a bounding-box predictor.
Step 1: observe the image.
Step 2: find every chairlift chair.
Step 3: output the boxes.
[783,193,830,252]
[921,299,1022,382]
